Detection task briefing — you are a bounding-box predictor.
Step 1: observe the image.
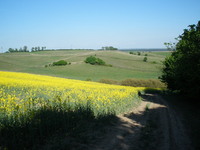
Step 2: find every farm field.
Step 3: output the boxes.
[0,50,170,81]
[0,71,145,149]
[0,71,193,150]
[0,51,197,150]
[0,71,144,117]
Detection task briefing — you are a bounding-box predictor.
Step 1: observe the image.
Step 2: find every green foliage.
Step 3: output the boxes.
[31,46,46,52]
[151,61,157,64]
[137,52,141,55]
[129,51,134,54]
[52,60,68,66]
[86,78,92,81]
[102,46,118,50]
[8,46,29,52]
[160,21,200,98]
[164,42,176,51]
[85,56,106,65]
[143,57,148,62]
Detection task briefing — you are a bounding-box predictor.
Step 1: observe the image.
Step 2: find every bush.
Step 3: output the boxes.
[86,78,92,81]
[151,61,157,64]
[52,60,68,66]
[85,56,106,65]
[143,57,147,62]
[129,52,134,54]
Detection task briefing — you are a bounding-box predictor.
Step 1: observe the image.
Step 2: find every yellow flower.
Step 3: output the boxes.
[0,71,147,117]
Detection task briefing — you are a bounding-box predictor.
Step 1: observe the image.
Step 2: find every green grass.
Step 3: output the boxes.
[0,50,169,81]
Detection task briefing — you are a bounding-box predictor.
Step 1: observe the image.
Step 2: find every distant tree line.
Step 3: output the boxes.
[7,46,29,53]
[31,46,46,52]
[101,46,118,50]
[7,46,46,53]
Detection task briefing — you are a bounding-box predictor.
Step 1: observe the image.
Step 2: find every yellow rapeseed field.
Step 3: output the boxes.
[0,71,145,117]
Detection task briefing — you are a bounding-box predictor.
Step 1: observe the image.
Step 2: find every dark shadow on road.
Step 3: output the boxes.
[92,92,193,150]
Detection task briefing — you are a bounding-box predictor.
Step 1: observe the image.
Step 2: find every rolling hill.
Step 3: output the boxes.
[0,50,170,81]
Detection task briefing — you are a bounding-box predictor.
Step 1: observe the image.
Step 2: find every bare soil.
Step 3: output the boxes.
[87,94,193,150]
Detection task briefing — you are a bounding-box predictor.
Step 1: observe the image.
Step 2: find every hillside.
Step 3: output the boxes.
[0,50,170,81]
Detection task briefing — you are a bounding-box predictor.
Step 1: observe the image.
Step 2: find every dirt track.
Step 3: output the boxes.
[89,94,193,150]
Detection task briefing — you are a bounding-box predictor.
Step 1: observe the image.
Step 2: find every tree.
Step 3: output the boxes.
[19,47,23,52]
[23,46,28,52]
[143,56,147,62]
[102,46,118,50]
[31,47,35,52]
[41,47,46,51]
[35,47,38,51]
[164,42,176,51]
[52,60,68,66]
[160,21,200,98]
[129,52,134,54]
[8,48,14,53]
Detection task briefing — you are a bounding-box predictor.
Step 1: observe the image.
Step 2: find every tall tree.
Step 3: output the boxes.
[8,48,14,52]
[160,21,200,98]
[31,47,35,52]
[23,46,28,52]
[35,47,38,51]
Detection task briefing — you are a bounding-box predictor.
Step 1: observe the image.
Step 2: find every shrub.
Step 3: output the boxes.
[151,61,157,64]
[129,52,134,54]
[105,64,113,67]
[85,56,96,65]
[137,52,141,55]
[96,58,106,65]
[86,78,92,81]
[85,56,106,65]
[52,60,68,66]
[143,57,148,62]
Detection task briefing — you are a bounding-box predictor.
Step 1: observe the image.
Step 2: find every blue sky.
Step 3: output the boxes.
[0,0,199,51]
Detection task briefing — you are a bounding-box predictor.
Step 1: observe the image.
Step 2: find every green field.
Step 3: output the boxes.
[0,50,169,81]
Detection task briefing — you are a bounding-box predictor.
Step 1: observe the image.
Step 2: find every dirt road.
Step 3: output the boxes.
[89,94,193,150]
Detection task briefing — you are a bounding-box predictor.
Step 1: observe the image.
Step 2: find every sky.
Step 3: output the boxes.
[0,0,200,52]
